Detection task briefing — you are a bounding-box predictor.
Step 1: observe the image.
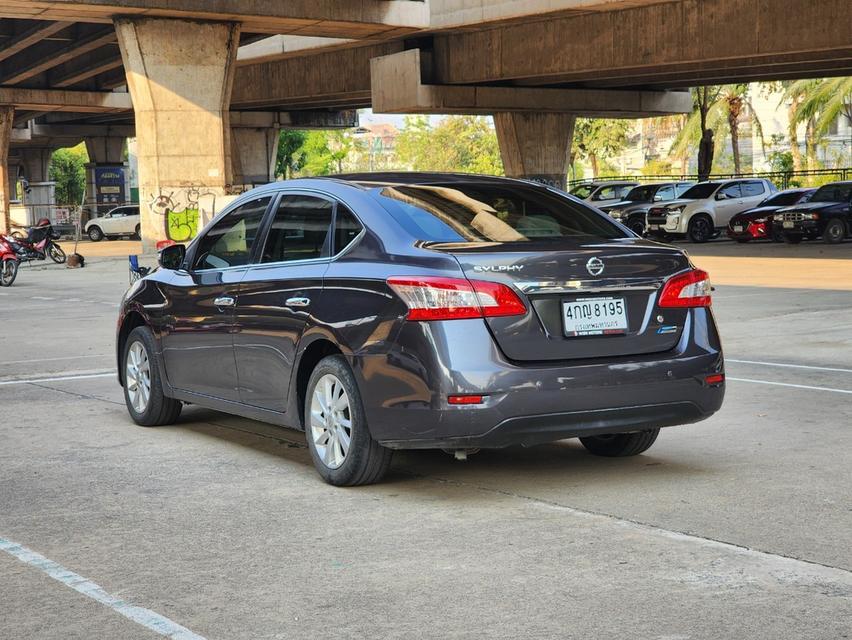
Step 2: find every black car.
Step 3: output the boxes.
[727,188,816,243]
[775,181,852,244]
[117,173,725,486]
[599,182,694,235]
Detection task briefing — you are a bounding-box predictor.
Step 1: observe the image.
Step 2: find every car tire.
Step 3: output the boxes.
[627,218,645,236]
[822,219,846,244]
[580,429,660,457]
[771,227,785,242]
[88,226,104,242]
[784,234,803,245]
[134,224,141,240]
[123,326,182,427]
[305,355,393,486]
[687,215,714,243]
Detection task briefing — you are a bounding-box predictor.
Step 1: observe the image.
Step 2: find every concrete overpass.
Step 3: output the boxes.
[0,0,850,248]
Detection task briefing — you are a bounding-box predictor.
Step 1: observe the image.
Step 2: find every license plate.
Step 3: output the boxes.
[563,297,628,337]
[783,221,794,229]
[733,225,743,233]
[649,224,659,230]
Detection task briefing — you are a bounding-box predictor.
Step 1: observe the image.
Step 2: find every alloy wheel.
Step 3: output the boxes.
[125,341,152,414]
[310,374,352,470]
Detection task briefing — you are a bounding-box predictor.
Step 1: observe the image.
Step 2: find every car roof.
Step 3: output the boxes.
[248,172,551,194]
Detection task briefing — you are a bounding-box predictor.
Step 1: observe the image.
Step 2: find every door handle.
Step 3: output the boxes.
[285,297,311,308]
[214,296,235,308]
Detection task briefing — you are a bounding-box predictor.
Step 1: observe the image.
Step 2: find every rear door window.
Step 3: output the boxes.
[260,194,333,263]
[741,181,766,198]
[333,205,363,255]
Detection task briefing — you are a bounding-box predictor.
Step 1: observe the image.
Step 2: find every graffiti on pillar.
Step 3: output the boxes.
[148,186,217,243]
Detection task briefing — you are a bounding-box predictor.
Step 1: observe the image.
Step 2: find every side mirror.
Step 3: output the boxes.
[716,192,728,201]
[159,244,186,270]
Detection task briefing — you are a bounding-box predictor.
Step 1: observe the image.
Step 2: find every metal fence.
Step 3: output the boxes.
[568,168,852,190]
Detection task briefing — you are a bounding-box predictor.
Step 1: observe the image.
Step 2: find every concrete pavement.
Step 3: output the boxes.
[0,253,850,639]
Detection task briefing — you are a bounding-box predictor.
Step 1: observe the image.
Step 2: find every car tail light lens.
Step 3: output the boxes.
[448,394,485,405]
[659,269,712,308]
[704,373,725,386]
[387,276,526,321]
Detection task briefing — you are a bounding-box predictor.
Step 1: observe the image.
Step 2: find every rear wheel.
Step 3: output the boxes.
[88,226,103,242]
[580,429,660,457]
[0,259,18,286]
[123,326,182,427]
[48,243,66,264]
[687,215,714,243]
[822,219,846,244]
[305,355,392,486]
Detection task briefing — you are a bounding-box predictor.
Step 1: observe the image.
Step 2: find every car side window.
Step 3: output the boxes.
[112,209,126,218]
[655,185,675,201]
[616,185,634,199]
[593,186,617,201]
[741,181,766,198]
[192,196,271,271]
[260,194,333,264]
[718,183,742,200]
[334,205,363,255]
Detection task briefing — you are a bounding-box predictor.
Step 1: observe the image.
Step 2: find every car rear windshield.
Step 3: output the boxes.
[763,191,806,206]
[680,182,722,200]
[373,183,627,243]
[810,184,852,203]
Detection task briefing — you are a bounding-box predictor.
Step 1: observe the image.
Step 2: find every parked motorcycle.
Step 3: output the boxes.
[0,235,20,286]
[10,218,66,265]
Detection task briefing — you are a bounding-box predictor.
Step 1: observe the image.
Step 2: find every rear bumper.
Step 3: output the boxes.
[352,308,724,449]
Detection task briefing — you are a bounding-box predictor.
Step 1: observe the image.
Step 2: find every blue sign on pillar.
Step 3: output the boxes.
[94,166,127,214]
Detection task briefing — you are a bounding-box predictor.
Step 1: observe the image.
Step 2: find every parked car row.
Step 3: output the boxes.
[573,179,852,244]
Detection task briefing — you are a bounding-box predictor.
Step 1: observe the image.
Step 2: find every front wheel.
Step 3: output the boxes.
[88,226,103,242]
[822,219,846,244]
[627,218,645,236]
[48,243,66,264]
[305,355,393,486]
[687,216,714,243]
[134,224,141,240]
[0,259,18,286]
[123,326,182,426]
[580,429,660,457]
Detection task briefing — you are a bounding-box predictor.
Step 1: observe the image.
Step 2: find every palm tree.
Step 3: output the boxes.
[784,78,852,167]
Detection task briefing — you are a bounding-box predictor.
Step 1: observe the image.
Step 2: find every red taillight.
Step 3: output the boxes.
[387,276,526,321]
[448,394,485,405]
[704,373,725,386]
[659,269,712,308]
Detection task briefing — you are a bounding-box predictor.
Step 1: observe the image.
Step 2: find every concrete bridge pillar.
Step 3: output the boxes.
[493,112,576,191]
[115,17,241,252]
[0,106,13,235]
[18,147,53,184]
[84,136,130,217]
[230,113,280,188]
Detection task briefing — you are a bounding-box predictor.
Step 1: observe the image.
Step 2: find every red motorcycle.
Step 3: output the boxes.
[0,235,20,286]
[10,218,66,265]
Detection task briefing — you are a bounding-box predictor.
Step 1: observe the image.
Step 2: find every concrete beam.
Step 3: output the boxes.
[50,53,124,88]
[31,123,134,138]
[1,1,428,37]
[0,20,72,64]
[371,49,692,116]
[0,87,132,112]
[432,0,852,87]
[237,35,354,66]
[230,110,358,129]
[1,28,117,85]
[232,41,403,111]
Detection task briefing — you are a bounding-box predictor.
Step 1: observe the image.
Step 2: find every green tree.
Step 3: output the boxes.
[298,129,361,176]
[783,78,852,170]
[394,115,503,174]
[276,129,307,178]
[572,119,630,178]
[49,143,88,205]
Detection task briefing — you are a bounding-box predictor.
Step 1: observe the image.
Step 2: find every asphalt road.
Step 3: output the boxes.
[1,252,850,639]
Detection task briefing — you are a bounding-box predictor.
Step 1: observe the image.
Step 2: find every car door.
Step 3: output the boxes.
[233,192,335,412]
[120,207,140,234]
[160,195,272,400]
[101,210,122,234]
[713,182,744,226]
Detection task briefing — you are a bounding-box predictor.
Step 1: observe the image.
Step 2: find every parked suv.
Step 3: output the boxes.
[599,182,694,235]
[118,173,724,486]
[646,179,777,243]
[570,181,639,208]
[85,205,140,241]
[775,181,852,244]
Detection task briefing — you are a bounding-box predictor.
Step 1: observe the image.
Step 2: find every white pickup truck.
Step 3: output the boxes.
[85,205,140,241]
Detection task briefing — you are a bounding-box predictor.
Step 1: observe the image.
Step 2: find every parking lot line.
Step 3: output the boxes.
[0,536,207,640]
[728,377,852,395]
[0,354,111,366]
[727,359,852,374]
[0,372,114,386]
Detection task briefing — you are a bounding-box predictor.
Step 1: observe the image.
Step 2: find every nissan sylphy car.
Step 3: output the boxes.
[118,173,725,485]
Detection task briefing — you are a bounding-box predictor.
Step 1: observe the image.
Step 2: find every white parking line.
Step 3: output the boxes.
[728,377,852,395]
[0,354,111,366]
[0,537,206,640]
[727,359,852,374]
[0,372,114,386]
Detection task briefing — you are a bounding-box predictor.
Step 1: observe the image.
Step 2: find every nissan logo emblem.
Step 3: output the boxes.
[586,257,605,276]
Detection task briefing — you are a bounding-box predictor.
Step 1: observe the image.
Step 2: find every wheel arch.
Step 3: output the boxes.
[293,338,344,430]
[117,310,148,386]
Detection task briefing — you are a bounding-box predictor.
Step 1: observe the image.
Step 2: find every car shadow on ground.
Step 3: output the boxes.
[174,406,710,494]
